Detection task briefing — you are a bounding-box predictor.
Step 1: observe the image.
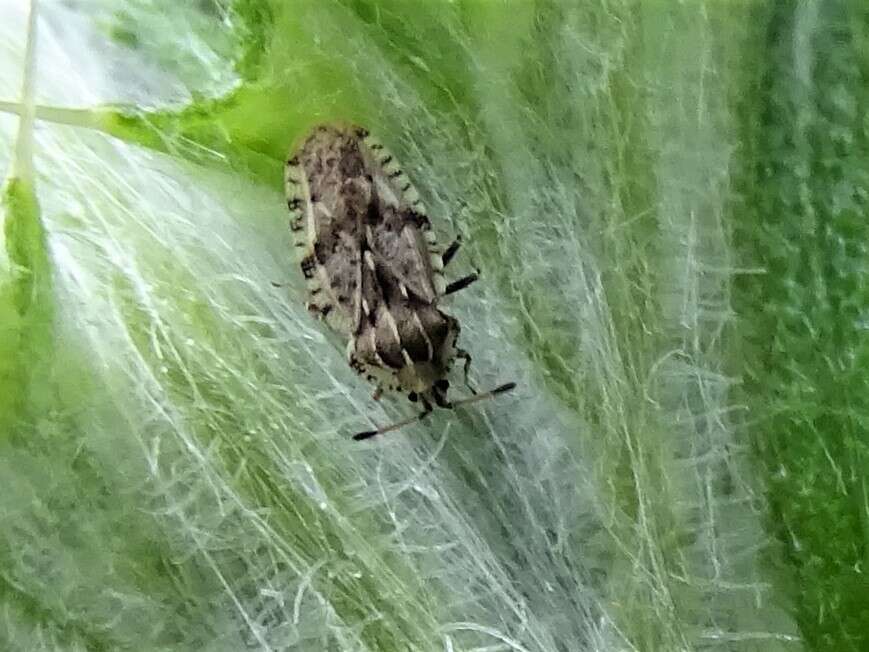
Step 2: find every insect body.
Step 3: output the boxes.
[285,123,514,440]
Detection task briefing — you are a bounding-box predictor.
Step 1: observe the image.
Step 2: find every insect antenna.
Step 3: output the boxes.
[352,382,516,441]
[353,413,428,441]
[448,382,516,409]
[353,399,432,441]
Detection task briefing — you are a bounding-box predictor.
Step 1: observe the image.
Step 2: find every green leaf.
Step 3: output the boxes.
[731,1,869,648]
[4,0,868,649]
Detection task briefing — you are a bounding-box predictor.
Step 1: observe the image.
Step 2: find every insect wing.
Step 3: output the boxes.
[286,126,366,335]
[367,208,441,304]
[358,134,446,304]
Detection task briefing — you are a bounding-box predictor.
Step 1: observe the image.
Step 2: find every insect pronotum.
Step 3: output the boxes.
[285,123,515,440]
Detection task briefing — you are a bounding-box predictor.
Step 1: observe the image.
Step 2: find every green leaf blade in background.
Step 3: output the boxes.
[1,0,867,650]
[731,1,869,649]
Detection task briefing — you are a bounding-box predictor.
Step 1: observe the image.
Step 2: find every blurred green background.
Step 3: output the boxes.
[1,1,867,650]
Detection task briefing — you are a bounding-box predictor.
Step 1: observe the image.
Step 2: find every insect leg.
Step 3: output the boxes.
[441,237,462,267]
[444,272,479,296]
[353,397,433,441]
[456,348,476,393]
[433,387,451,408]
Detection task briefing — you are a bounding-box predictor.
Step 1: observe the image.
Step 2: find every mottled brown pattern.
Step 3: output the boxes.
[285,122,485,425]
[367,205,438,304]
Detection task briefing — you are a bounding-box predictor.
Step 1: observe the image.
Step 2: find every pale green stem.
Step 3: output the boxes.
[11,0,38,182]
[0,101,103,131]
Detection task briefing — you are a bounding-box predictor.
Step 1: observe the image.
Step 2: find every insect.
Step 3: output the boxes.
[285,123,515,440]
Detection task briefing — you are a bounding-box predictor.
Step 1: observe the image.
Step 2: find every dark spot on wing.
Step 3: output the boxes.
[300,256,316,279]
[404,210,430,229]
[309,303,333,318]
[314,240,329,265]
[339,144,364,177]
[365,203,381,226]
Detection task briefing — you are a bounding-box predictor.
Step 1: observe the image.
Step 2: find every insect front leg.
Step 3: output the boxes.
[456,348,476,394]
[419,395,434,418]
